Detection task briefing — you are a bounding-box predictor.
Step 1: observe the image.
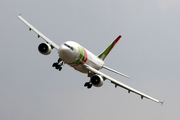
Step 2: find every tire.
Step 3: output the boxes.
[52,63,58,67]
[87,84,92,89]
[55,65,60,69]
[84,82,89,87]
[59,67,62,71]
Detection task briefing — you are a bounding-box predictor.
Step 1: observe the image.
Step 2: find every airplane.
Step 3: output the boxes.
[17,14,163,104]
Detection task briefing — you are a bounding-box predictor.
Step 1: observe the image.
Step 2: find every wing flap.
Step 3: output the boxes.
[83,64,162,104]
[18,14,59,50]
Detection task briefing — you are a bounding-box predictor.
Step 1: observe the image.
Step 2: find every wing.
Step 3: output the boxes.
[17,14,59,50]
[83,64,163,104]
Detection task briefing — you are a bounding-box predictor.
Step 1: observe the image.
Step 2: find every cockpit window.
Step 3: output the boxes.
[64,43,74,51]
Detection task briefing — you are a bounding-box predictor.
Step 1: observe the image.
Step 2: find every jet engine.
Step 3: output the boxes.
[38,43,52,55]
[90,74,104,87]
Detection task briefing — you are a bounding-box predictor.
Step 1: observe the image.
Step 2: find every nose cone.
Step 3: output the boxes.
[58,44,76,63]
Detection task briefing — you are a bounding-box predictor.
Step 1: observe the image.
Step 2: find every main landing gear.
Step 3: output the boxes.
[84,82,92,89]
[52,58,64,71]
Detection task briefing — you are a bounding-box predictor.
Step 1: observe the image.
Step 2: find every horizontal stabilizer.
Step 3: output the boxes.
[102,66,130,78]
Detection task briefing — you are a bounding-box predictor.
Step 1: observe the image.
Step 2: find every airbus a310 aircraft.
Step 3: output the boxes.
[18,15,163,104]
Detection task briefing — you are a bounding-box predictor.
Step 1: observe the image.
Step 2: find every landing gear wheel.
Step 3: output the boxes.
[52,58,64,71]
[59,66,62,71]
[52,63,58,67]
[55,65,60,69]
[87,84,92,89]
[84,82,92,89]
[84,82,89,87]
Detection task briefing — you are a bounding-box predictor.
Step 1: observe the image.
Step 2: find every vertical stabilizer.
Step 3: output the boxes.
[98,35,121,60]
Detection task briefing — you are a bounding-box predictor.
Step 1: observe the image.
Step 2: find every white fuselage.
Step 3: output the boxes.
[59,41,104,73]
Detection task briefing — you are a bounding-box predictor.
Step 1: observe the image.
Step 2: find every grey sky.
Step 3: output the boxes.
[1,0,180,119]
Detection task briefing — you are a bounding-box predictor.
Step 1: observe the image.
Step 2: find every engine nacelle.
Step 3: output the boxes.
[90,75,103,87]
[38,43,52,55]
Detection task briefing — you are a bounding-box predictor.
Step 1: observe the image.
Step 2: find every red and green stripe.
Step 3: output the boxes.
[98,35,121,60]
[68,45,87,66]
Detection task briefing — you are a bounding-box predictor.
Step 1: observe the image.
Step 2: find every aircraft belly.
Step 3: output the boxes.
[70,59,103,74]
[72,64,88,73]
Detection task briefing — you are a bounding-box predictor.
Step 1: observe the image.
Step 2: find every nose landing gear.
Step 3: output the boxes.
[52,58,64,71]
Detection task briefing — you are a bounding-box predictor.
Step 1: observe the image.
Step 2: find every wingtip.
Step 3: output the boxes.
[17,13,22,17]
[160,101,164,105]
[127,76,130,79]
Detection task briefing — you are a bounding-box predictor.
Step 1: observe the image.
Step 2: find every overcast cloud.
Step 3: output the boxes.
[1,0,180,120]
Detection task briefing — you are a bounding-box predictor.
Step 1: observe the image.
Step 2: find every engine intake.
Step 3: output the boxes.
[90,75,103,87]
[38,43,52,55]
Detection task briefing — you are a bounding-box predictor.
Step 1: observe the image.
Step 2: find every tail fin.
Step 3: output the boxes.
[98,35,121,60]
